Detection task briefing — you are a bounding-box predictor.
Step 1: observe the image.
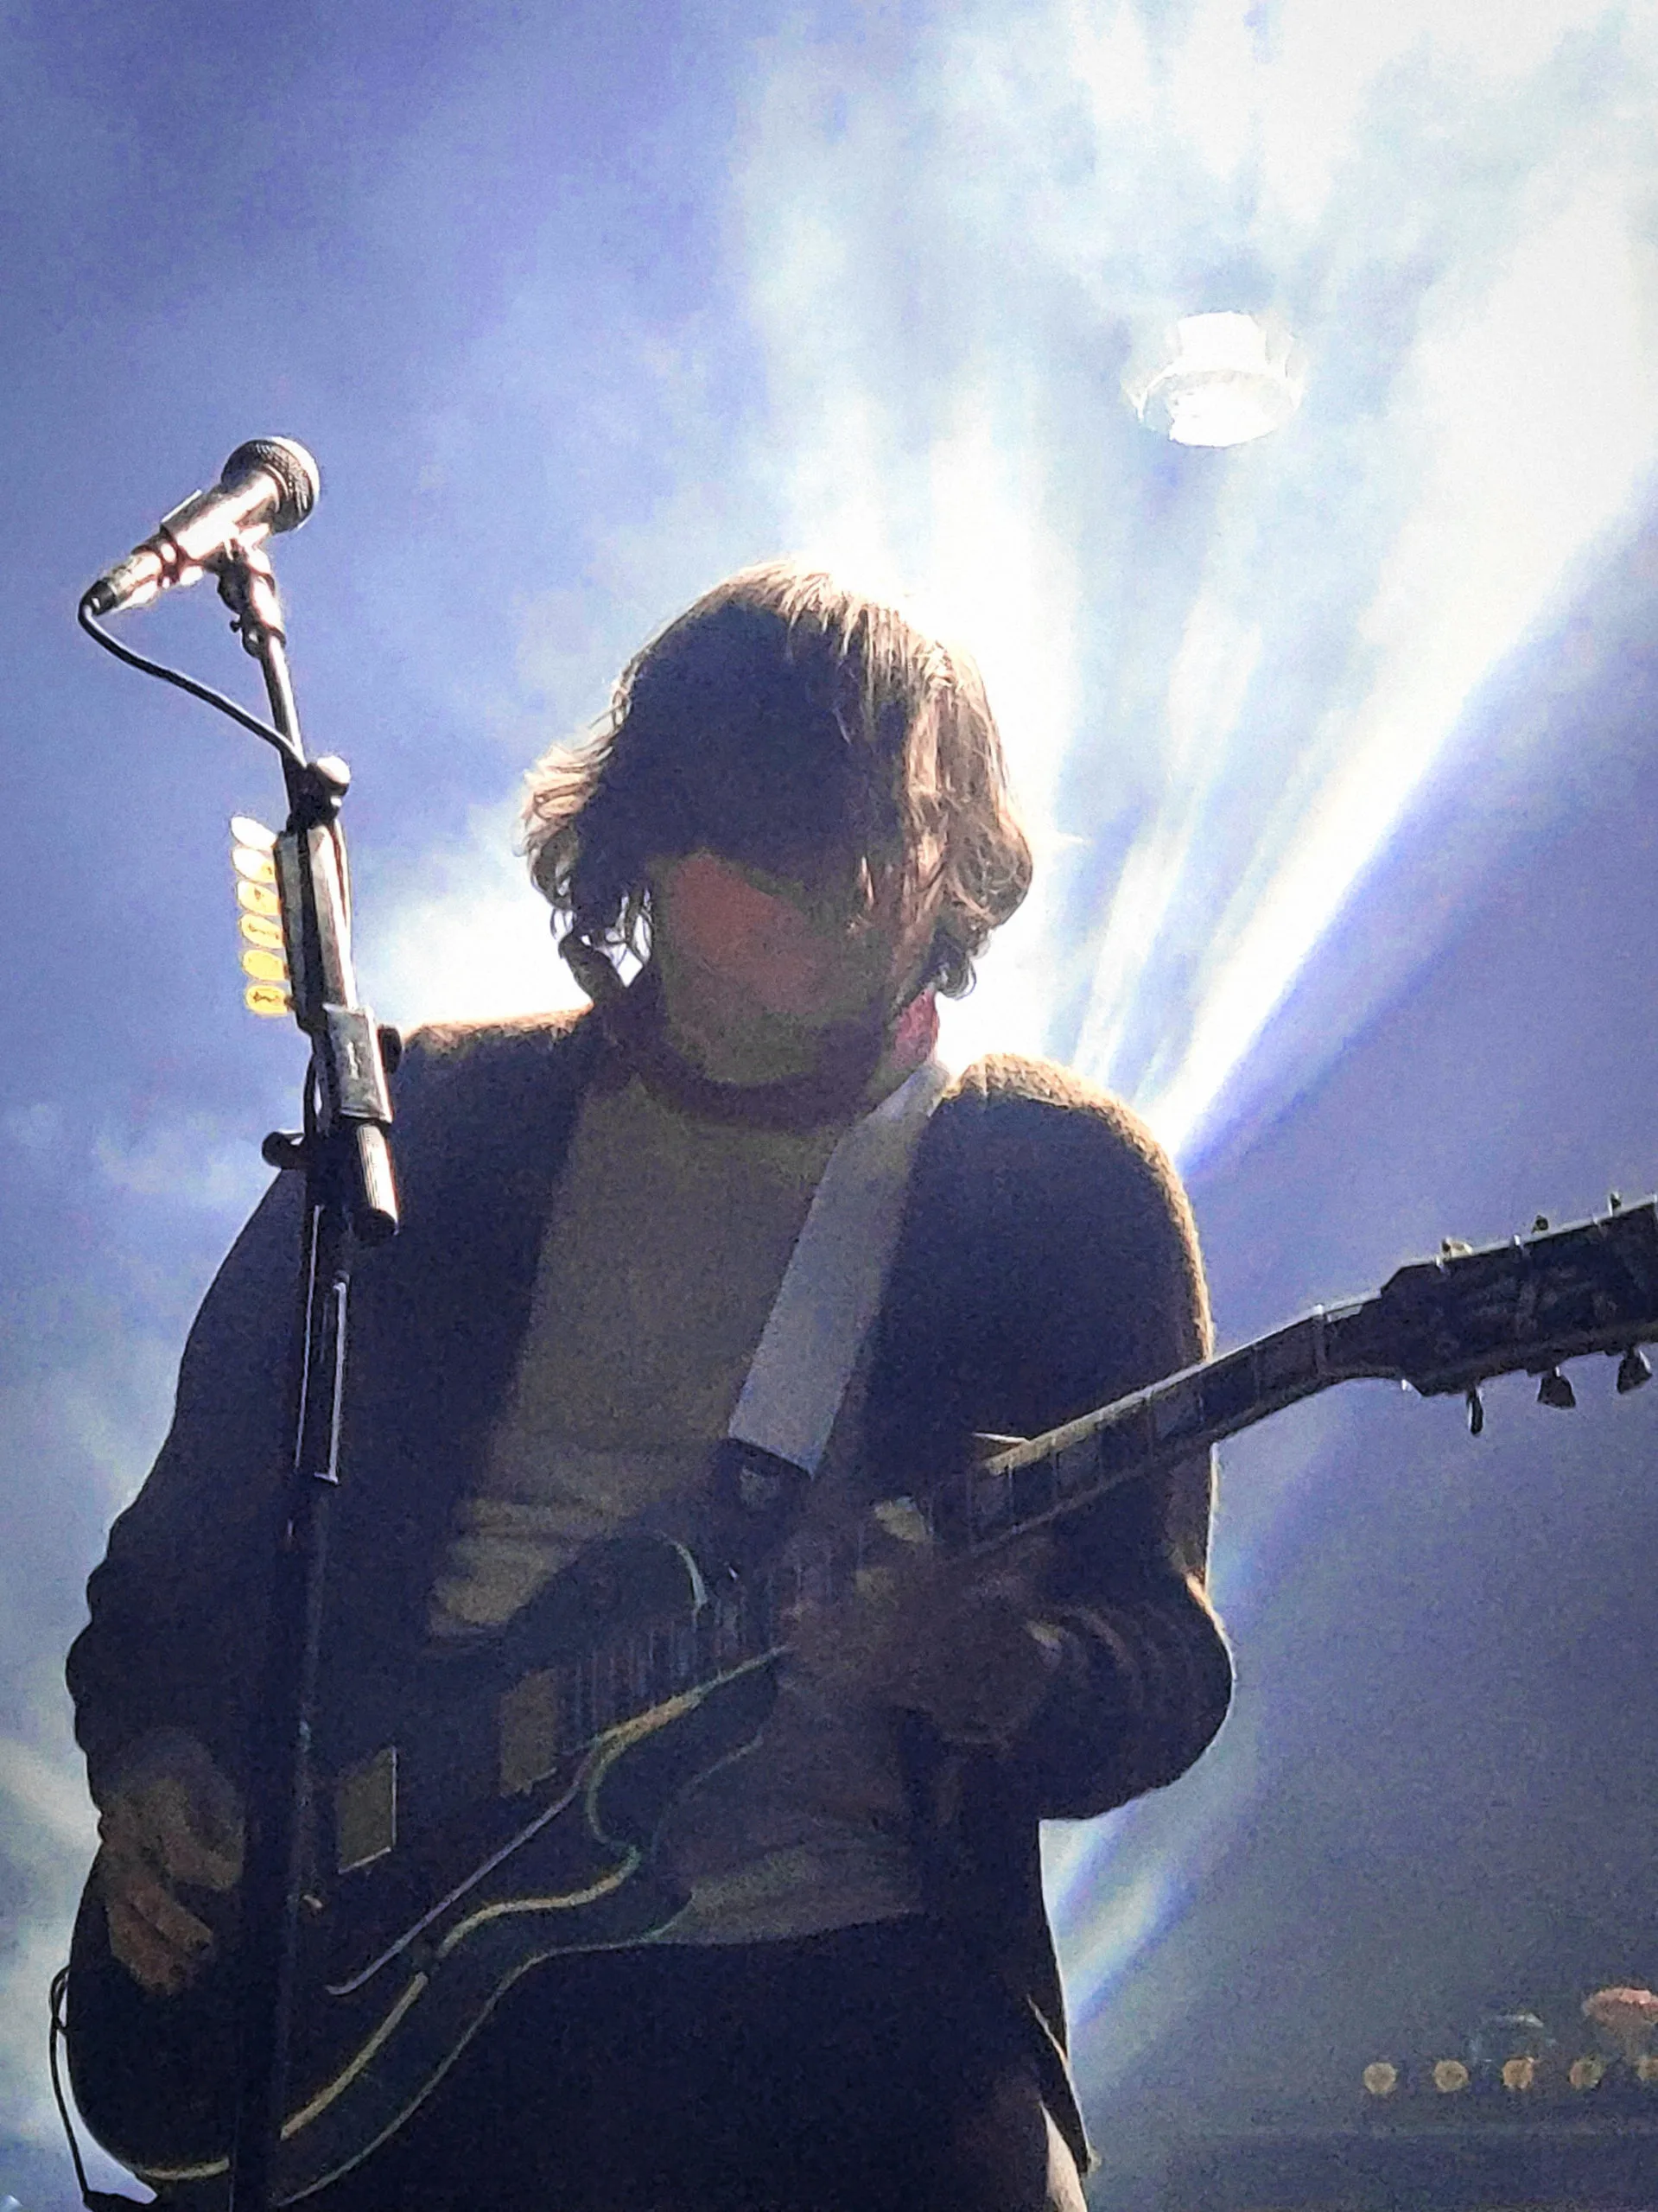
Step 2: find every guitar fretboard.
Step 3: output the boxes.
[499,1296,1384,1775]
[957,1297,1377,1552]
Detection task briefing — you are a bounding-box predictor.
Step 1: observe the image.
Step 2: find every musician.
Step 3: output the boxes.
[67,564,1231,2211]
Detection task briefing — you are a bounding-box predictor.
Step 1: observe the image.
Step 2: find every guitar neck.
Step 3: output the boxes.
[334,1198,1658,1872]
[950,1295,1383,1555]
[523,1179,1658,1747]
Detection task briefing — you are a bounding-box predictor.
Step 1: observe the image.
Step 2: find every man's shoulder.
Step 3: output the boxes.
[385,1007,600,1164]
[397,1006,594,1095]
[402,1004,592,1068]
[940,1051,1177,1182]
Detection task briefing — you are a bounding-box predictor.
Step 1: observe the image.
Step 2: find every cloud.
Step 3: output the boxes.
[2,1104,66,1161]
[1142,168,1658,1157]
[357,798,588,1033]
[92,1116,268,1217]
[0,1736,97,2146]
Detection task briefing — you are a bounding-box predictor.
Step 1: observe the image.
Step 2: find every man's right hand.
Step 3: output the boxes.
[94,1729,244,1996]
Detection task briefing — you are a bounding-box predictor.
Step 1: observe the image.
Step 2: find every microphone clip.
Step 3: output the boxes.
[219,537,287,656]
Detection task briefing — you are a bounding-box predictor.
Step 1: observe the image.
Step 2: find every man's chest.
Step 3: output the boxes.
[505,1077,842,1451]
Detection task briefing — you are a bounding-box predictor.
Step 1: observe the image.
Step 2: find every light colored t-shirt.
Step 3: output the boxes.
[428,1071,925,1942]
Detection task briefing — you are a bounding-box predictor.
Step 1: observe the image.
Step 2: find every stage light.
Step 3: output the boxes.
[1133,313,1304,448]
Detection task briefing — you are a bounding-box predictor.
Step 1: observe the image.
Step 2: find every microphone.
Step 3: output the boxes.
[83,436,320,617]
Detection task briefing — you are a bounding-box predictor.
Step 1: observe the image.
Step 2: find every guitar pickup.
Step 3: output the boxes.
[334,1745,397,1872]
[499,1669,563,1796]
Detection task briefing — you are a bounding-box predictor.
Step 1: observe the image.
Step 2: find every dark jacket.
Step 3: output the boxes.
[67,1008,1231,2166]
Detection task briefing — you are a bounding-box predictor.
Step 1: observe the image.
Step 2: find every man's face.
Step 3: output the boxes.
[649,849,927,1028]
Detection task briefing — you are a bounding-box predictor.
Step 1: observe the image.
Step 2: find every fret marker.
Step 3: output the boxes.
[872,1496,932,1546]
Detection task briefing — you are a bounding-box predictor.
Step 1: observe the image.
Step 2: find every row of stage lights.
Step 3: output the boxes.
[1363,2053,1658,2098]
[1363,1995,1658,2102]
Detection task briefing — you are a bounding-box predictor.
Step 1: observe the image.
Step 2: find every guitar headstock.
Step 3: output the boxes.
[1346,1197,1658,1406]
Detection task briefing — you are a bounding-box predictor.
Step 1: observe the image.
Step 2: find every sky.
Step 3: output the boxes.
[4,1,1658,2203]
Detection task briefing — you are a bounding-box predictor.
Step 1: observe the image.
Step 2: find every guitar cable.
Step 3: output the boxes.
[48,1967,146,2211]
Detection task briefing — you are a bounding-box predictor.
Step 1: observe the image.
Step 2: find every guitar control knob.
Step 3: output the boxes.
[1617,1346,1653,1395]
[1537,1368,1577,1410]
[1465,1388,1485,1437]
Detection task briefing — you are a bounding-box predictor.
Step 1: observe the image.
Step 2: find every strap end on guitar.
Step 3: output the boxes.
[706,1438,811,1573]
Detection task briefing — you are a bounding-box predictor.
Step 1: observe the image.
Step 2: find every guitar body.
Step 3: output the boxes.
[65,1535,782,2208]
[62,1195,1658,2203]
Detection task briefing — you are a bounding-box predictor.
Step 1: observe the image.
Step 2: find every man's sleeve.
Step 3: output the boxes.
[65,1014,578,1808]
[65,1167,306,1804]
[958,1056,1232,1821]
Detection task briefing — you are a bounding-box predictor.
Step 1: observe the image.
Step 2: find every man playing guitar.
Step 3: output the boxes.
[67,563,1231,2210]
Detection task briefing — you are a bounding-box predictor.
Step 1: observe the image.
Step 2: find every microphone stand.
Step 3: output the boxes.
[211,541,399,2212]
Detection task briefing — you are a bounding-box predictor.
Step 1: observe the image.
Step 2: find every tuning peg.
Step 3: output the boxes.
[1465,1388,1485,1437]
[1537,1368,1577,1411]
[1532,1215,1551,1235]
[1617,1346,1652,1395]
[1609,1192,1624,1213]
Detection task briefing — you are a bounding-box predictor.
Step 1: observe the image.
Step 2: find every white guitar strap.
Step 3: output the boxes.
[725,1054,951,1484]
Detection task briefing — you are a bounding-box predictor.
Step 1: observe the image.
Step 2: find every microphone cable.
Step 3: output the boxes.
[77,592,298,761]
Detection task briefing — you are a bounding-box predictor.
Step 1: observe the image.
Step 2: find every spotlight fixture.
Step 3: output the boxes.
[1132,312,1304,448]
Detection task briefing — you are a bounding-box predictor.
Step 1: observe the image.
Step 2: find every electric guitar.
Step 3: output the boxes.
[64,1198,1658,2206]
